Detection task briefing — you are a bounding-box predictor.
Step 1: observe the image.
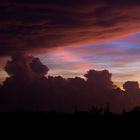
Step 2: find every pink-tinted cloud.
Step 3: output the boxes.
[74,63,93,71]
[1,1,140,55]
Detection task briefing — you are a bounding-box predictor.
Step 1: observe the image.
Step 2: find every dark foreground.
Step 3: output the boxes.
[1,107,140,137]
[1,106,140,123]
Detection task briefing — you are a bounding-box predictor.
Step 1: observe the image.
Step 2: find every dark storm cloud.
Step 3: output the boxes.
[1,0,140,55]
[123,81,139,93]
[5,53,49,83]
[1,56,140,113]
[0,65,117,112]
[1,62,140,113]
[30,57,49,73]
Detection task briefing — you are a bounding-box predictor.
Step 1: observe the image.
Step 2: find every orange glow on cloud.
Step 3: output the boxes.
[46,46,78,62]
[47,47,65,53]
[75,63,93,71]
[60,54,74,61]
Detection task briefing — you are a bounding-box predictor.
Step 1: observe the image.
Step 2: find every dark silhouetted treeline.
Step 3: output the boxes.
[1,106,140,123]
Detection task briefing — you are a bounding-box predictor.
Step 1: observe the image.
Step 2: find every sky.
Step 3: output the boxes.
[1,0,140,88]
[2,0,140,112]
[35,32,140,88]
[1,32,140,88]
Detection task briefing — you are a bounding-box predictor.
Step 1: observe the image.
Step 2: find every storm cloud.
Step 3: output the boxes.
[1,0,140,55]
[5,53,49,83]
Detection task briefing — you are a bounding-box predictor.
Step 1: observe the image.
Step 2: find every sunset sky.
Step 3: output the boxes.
[1,32,140,88]
[1,0,140,88]
[38,32,140,88]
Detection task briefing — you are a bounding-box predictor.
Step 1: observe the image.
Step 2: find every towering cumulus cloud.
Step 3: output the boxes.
[4,53,49,85]
[85,69,114,90]
[1,57,140,113]
[123,81,139,93]
[1,0,140,55]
